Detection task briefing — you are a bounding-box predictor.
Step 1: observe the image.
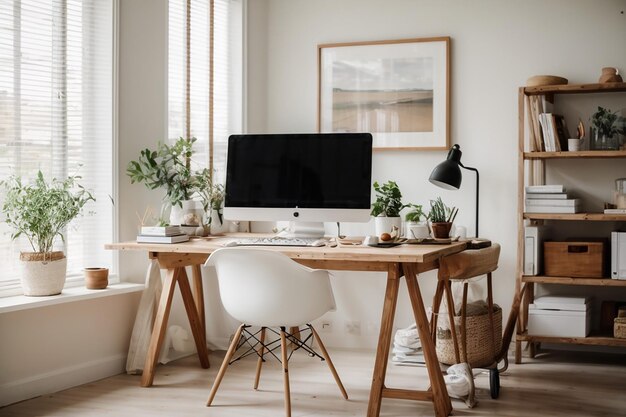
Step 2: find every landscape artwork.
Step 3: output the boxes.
[318,37,449,150]
[330,56,434,134]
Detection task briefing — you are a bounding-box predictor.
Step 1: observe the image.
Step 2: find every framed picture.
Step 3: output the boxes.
[318,37,450,150]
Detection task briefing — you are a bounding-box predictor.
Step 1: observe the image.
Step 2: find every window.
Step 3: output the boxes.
[0,0,114,295]
[168,0,243,181]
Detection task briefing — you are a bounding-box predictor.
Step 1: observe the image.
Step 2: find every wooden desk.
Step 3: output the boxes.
[106,235,466,417]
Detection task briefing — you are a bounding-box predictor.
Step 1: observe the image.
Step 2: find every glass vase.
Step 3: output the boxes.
[590,128,618,150]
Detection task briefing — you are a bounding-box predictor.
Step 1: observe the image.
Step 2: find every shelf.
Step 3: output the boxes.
[522,276,626,287]
[517,331,626,347]
[523,212,626,221]
[523,82,626,96]
[524,150,626,160]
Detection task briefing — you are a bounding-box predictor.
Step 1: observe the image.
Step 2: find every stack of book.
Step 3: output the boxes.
[525,185,580,214]
[391,324,424,366]
[526,95,569,152]
[136,225,190,243]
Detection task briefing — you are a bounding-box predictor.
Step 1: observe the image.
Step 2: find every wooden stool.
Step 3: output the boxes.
[430,244,501,366]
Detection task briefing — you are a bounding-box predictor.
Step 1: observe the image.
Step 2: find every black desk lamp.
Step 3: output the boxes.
[429,144,480,237]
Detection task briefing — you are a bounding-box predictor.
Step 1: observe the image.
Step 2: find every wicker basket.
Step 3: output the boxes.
[436,305,502,368]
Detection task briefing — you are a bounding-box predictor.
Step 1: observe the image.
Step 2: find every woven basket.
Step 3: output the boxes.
[436,305,502,368]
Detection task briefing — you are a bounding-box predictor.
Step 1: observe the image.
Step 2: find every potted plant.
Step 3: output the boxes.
[428,197,458,239]
[590,106,625,150]
[371,180,407,238]
[1,171,95,296]
[198,175,227,235]
[404,203,430,239]
[126,137,207,225]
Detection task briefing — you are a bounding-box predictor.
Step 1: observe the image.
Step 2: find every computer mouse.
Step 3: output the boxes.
[223,240,238,247]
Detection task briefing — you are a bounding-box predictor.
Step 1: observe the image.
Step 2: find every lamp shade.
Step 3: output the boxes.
[429,144,463,189]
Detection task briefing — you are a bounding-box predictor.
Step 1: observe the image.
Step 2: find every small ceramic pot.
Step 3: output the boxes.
[431,222,452,239]
[84,267,109,290]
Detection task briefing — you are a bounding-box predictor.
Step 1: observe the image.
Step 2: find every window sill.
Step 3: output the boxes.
[0,283,144,314]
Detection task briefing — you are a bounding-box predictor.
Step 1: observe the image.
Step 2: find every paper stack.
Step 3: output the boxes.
[391,324,424,366]
[525,185,580,214]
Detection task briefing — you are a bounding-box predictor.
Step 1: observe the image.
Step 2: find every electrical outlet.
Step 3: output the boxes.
[345,320,361,335]
[320,321,333,333]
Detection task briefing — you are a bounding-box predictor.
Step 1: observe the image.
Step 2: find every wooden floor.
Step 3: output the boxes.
[2,348,625,417]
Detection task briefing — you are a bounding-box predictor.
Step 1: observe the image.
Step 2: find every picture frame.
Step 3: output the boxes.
[318,37,450,151]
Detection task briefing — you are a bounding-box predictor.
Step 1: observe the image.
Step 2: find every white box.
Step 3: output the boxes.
[528,296,590,337]
[524,225,545,276]
[612,231,626,280]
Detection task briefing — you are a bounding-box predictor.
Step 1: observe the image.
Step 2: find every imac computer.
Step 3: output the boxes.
[224,133,373,238]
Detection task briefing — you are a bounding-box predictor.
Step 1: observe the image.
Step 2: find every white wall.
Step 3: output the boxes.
[246,0,626,348]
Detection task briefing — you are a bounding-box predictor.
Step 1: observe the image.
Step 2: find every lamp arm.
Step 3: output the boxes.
[459,163,479,237]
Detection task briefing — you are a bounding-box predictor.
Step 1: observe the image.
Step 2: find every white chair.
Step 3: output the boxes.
[204,248,348,417]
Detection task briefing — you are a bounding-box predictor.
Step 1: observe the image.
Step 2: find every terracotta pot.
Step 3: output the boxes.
[431,222,453,239]
[19,251,67,296]
[84,267,109,290]
[599,67,623,83]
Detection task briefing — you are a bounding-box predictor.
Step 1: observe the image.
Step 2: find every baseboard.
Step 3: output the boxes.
[0,353,126,407]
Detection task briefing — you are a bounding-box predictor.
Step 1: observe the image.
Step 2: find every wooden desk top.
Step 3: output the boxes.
[106,233,466,265]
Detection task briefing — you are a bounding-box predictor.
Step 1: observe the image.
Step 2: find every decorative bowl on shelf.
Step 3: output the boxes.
[526,75,568,87]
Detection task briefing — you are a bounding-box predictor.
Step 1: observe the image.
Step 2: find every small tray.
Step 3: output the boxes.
[406,237,457,245]
[367,242,404,248]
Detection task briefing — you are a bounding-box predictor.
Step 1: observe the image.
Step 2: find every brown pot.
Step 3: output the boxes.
[431,222,452,239]
[599,67,623,83]
[84,267,109,290]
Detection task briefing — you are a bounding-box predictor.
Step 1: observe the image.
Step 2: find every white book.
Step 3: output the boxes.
[604,208,626,214]
[530,302,588,312]
[525,185,566,194]
[525,198,580,207]
[136,234,189,244]
[534,296,590,305]
[524,225,544,276]
[525,205,580,214]
[140,225,181,236]
[525,192,568,200]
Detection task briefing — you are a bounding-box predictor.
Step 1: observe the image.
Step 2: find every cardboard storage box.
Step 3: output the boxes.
[544,240,607,277]
[528,296,590,338]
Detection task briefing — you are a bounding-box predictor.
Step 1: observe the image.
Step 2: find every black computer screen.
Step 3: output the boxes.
[225,133,373,209]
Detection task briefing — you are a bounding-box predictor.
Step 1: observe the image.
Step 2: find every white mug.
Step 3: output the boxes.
[568,138,584,152]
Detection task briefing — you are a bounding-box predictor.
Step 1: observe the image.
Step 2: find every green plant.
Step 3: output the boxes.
[405,204,425,223]
[1,171,95,255]
[591,106,624,138]
[370,180,406,217]
[197,172,225,225]
[428,197,458,223]
[126,137,207,207]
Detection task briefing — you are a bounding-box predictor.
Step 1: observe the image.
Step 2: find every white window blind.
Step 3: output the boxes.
[168,0,243,182]
[0,0,114,295]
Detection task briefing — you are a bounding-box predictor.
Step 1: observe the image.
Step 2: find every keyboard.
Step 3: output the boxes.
[227,237,327,247]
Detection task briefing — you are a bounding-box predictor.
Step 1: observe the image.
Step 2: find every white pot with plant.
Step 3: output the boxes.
[126,137,208,227]
[371,180,406,239]
[199,182,227,235]
[404,204,429,239]
[1,171,95,296]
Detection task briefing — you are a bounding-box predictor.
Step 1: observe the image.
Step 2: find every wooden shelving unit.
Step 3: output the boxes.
[522,276,626,287]
[516,82,626,363]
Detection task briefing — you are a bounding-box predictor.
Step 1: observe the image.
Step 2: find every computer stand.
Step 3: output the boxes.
[277,221,325,239]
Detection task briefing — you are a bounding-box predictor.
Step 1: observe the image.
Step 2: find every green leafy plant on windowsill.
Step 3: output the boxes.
[1,170,95,257]
[370,180,407,217]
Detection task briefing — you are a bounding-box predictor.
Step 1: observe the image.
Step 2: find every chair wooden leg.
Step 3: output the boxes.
[207,324,245,406]
[486,273,497,360]
[461,282,469,363]
[280,327,292,417]
[444,279,460,363]
[310,325,348,400]
[430,279,445,341]
[254,327,266,390]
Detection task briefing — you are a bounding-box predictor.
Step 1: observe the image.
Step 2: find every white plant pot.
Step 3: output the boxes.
[19,252,67,296]
[169,200,198,226]
[405,221,430,239]
[374,216,402,237]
